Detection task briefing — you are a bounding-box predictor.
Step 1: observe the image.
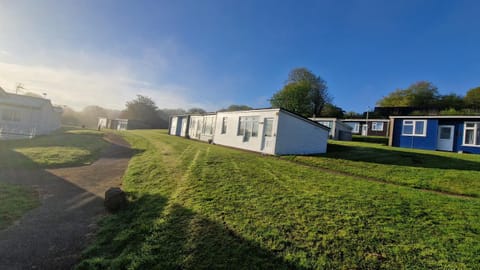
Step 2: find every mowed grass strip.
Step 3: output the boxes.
[0,183,39,230]
[78,130,480,270]
[0,128,109,169]
[289,140,480,197]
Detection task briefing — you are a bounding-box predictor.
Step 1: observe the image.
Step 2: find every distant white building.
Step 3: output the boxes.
[310,117,352,141]
[169,108,330,155]
[0,86,62,139]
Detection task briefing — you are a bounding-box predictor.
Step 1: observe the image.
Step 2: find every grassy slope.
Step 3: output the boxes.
[0,128,109,230]
[290,140,480,197]
[78,130,480,269]
[0,183,40,230]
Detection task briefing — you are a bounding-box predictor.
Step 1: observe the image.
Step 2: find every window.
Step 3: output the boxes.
[2,109,21,122]
[346,122,359,133]
[402,120,426,136]
[318,121,332,128]
[221,117,228,134]
[372,122,384,131]
[237,116,259,140]
[463,122,480,146]
[202,116,215,135]
[264,118,274,137]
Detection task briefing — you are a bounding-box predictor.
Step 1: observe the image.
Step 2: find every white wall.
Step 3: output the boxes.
[275,111,329,155]
[213,109,279,154]
[169,116,178,135]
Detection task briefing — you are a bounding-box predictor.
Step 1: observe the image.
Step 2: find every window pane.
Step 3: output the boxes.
[221,117,227,134]
[439,127,451,139]
[476,127,480,145]
[415,121,425,135]
[403,125,413,135]
[251,117,259,137]
[264,118,273,137]
[238,117,245,135]
[466,123,475,128]
[465,129,474,145]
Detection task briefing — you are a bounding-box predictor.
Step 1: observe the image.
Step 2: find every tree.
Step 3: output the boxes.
[61,106,80,126]
[271,68,330,117]
[122,95,162,128]
[187,107,207,114]
[219,104,253,112]
[79,105,108,128]
[464,86,480,109]
[438,93,464,110]
[320,103,344,118]
[377,81,440,107]
[270,81,312,117]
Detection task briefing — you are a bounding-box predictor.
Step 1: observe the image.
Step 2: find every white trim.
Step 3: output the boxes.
[371,121,384,131]
[462,121,480,147]
[390,115,480,119]
[401,119,427,136]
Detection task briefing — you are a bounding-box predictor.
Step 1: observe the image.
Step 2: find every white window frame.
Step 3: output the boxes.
[221,117,228,134]
[371,122,384,131]
[463,122,480,147]
[237,116,259,139]
[402,120,427,136]
[1,109,21,122]
[348,122,359,133]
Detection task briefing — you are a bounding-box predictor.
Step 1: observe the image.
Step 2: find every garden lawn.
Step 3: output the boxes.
[0,128,109,230]
[0,128,109,169]
[289,140,480,197]
[78,130,480,270]
[0,183,39,230]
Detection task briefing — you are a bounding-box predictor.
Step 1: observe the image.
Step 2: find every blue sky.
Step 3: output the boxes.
[0,0,479,112]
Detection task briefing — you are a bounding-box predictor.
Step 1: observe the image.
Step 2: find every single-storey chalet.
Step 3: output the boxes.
[98,117,150,130]
[310,117,352,140]
[389,115,480,154]
[0,86,62,139]
[342,119,390,137]
[169,108,330,155]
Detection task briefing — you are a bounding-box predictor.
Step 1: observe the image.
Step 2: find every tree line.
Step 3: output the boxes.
[61,68,480,128]
[61,97,253,129]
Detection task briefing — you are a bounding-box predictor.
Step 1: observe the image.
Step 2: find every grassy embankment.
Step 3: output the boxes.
[0,128,109,230]
[289,140,480,197]
[78,130,480,269]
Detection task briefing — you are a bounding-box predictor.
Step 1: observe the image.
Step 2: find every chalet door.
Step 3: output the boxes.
[261,118,275,154]
[437,125,454,151]
[361,124,368,136]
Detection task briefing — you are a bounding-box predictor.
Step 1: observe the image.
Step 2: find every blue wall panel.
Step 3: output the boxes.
[393,119,438,150]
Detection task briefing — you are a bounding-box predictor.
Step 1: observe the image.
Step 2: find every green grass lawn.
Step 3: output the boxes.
[0,128,109,169]
[0,128,110,230]
[0,183,40,230]
[289,140,480,197]
[77,130,480,270]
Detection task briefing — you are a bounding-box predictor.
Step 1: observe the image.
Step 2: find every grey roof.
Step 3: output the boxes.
[0,88,51,109]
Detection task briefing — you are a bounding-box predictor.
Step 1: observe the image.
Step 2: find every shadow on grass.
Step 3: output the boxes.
[77,193,304,270]
[323,143,480,171]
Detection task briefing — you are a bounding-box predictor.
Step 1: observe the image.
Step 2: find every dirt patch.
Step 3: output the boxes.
[0,134,134,270]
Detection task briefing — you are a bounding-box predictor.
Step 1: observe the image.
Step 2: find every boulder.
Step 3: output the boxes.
[104,187,127,212]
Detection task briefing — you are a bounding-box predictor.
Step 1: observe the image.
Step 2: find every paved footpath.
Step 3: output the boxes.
[0,134,133,270]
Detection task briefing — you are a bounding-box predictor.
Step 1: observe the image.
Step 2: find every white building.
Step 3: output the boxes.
[169,108,330,155]
[0,87,62,139]
[310,117,352,141]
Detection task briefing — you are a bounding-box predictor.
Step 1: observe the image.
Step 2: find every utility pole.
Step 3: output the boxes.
[365,106,370,137]
[15,83,24,94]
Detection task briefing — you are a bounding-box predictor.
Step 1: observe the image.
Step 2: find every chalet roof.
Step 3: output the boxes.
[0,88,51,109]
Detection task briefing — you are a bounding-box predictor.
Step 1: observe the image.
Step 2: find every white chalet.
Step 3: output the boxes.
[169,108,330,155]
[0,87,62,139]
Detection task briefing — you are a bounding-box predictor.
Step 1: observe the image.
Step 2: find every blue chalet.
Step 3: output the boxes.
[389,116,480,154]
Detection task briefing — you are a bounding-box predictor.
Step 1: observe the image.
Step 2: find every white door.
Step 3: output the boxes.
[261,118,275,154]
[437,125,454,151]
[361,124,368,136]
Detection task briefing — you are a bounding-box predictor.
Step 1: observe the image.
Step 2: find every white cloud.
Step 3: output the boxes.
[0,52,213,111]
